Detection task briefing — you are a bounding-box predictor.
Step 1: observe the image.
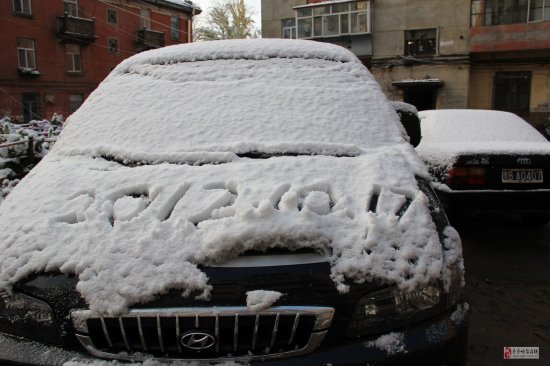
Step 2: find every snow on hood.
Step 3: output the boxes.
[0,40,461,315]
[0,145,459,315]
[417,109,550,166]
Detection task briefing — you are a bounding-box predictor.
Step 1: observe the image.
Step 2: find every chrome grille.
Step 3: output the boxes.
[71,306,334,362]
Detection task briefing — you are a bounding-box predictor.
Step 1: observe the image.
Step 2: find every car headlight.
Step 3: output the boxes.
[0,291,62,344]
[347,285,444,338]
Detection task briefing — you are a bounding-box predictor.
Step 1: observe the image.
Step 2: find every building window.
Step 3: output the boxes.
[171,15,181,40]
[528,0,550,21]
[69,94,84,114]
[404,28,437,56]
[140,9,151,29]
[64,0,78,17]
[22,93,40,122]
[13,0,32,15]
[282,18,296,39]
[108,38,119,54]
[107,8,118,24]
[296,0,370,39]
[471,0,550,26]
[66,44,81,72]
[494,72,532,115]
[17,38,36,69]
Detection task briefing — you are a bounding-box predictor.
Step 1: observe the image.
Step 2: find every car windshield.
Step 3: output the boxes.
[53,40,405,163]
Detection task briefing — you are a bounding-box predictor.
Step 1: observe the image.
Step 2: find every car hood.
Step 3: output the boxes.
[0,145,460,315]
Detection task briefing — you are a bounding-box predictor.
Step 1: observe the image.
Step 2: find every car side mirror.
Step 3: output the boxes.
[391,102,422,147]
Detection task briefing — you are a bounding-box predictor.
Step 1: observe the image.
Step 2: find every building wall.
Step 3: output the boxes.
[261,0,304,39]
[261,0,471,109]
[0,0,196,121]
[372,0,470,58]
[372,65,470,109]
[469,62,550,131]
[370,0,470,109]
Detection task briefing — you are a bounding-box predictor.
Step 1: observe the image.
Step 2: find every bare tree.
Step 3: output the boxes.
[195,0,259,41]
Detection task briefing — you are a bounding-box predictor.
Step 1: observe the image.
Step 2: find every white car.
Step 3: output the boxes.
[0,39,467,365]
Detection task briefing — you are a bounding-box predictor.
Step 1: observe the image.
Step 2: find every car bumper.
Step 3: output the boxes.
[435,187,550,214]
[0,303,468,366]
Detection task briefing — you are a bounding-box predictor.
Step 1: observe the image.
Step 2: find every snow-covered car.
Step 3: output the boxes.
[416,109,550,225]
[0,40,467,365]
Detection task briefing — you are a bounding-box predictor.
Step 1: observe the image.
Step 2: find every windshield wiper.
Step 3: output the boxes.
[236,151,357,159]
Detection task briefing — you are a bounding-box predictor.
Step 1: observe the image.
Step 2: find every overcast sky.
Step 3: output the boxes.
[193,0,262,28]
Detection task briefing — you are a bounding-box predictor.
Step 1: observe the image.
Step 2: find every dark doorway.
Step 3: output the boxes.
[393,79,443,112]
[22,93,40,122]
[403,88,437,111]
[494,71,531,116]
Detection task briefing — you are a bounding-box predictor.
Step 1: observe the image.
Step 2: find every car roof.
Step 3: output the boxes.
[418,109,547,144]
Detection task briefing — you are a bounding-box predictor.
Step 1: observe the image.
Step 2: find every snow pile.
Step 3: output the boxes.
[417,109,550,167]
[246,290,283,312]
[366,332,407,355]
[0,40,461,316]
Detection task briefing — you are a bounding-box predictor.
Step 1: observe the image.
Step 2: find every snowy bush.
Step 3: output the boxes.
[0,114,64,203]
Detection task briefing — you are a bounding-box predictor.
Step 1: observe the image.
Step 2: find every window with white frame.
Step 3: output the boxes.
[64,0,78,17]
[296,0,370,39]
[171,15,181,40]
[13,0,32,15]
[66,44,81,72]
[282,18,296,39]
[529,0,550,21]
[140,9,151,29]
[17,38,36,69]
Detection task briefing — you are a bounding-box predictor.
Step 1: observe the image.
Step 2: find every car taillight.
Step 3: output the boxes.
[447,167,486,186]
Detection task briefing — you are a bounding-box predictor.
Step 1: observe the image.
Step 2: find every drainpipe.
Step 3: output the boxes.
[188,7,195,43]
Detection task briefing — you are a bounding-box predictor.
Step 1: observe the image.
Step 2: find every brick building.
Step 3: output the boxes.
[0,0,200,122]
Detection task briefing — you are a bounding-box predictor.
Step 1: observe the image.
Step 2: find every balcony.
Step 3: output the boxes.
[135,29,165,52]
[57,14,97,45]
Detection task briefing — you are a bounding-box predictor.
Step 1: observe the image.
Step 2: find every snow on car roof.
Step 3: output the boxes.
[0,40,461,315]
[417,109,550,165]
[53,39,405,162]
[419,109,547,143]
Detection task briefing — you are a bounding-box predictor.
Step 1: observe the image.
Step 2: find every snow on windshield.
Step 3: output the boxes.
[0,40,461,316]
[53,39,405,162]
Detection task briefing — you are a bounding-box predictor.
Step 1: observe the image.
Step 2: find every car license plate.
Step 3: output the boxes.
[501,169,543,183]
